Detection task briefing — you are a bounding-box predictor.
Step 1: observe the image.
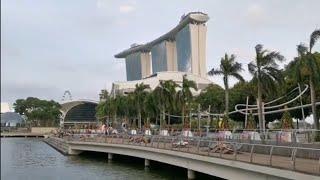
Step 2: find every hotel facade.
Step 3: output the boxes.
[112,12,212,95]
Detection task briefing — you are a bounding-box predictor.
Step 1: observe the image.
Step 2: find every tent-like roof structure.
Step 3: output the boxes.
[1,112,25,125]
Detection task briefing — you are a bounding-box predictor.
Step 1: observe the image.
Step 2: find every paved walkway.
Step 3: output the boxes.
[67,136,320,176]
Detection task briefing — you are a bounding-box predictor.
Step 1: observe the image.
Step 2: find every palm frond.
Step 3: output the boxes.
[255,44,263,55]
[208,68,223,76]
[310,29,320,51]
[231,72,245,82]
[248,62,257,75]
[264,51,285,63]
[297,43,308,56]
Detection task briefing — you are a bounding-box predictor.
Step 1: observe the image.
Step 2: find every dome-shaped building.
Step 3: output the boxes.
[1,112,25,127]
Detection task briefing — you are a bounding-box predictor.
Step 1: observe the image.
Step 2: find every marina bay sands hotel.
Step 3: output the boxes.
[112,12,212,95]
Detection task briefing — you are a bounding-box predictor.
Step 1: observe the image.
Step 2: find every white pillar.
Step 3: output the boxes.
[262,102,265,134]
[108,153,113,160]
[144,159,150,167]
[245,96,249,128]
[187,169,195,179]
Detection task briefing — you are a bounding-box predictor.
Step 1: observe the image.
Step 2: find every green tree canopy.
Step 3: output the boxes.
[13,97,61,127]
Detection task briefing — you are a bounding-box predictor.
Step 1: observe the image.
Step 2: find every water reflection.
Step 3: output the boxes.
[1,138,218,180]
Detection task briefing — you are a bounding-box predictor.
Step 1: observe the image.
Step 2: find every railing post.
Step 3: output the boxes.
[291,148,297,171]
[187,136,190,153]
[151,136,154,147]
[171,137,174,150]
[233,143,237,160]
[150,136,154,147]
[269,146,274,166]
[250,144,255,163]
[219,143,222,158]
[207,140,211,156]
[157,136,160,148]
[127,135,130,145]
[197,138,201,154]
[318,157,320,173]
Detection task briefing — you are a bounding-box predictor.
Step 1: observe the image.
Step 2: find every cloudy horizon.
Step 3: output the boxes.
[1,0,320,105]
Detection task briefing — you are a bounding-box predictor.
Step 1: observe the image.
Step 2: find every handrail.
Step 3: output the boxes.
[64,134,320,176]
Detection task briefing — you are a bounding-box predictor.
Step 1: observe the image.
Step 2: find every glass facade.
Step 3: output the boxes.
[64,103,97,122]
[125,53,142,81]
[176,25,192,73]
[151,42,167,73]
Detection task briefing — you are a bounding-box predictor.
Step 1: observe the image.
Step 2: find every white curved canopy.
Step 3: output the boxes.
[60,99,98,114]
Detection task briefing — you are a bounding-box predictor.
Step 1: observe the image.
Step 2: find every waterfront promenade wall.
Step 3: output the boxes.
[44,137,68,154]
[31,127,57,134]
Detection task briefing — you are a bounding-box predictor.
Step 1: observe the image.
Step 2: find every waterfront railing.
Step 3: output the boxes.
[64,133,320,175]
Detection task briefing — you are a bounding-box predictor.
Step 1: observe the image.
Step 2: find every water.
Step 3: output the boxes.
[1,138,216,180]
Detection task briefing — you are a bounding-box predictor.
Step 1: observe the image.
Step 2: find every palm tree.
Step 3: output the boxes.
[96,90,109,123]
[133,83,150,130]
[95,101,107,124]
[126,93,137,129]
[248,44,284,132]
[144,92,160,128]
[208,53,244,115]
[294,29,320,133]
[99,89,109,101]
[154,80,179,127]
[177,75,197,128]
[153,82,167,129]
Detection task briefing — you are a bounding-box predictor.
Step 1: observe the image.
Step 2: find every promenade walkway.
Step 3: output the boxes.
[61,134,320,179]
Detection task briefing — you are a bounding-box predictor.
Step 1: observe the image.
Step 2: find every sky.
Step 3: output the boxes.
[1,0,320,105]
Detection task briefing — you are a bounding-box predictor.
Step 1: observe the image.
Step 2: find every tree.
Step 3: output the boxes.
[176,75,197,128]
[246,111,256,129]
[96,89,110,123]
[220,113,230,130]
[13,97,61,127]
[208,53,244,114]
[133,83,150,129]
[96,101,107,123]
[154,80,179,127]
[99,89,109,101]
[280,108,294,129]
[293,29,320,134]
[144,92,159,128]
[248,44,285,132]
[229,81,256,123]
[196,84,225,113]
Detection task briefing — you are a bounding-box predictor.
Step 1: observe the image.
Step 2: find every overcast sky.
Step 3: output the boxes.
[1,0,320,104]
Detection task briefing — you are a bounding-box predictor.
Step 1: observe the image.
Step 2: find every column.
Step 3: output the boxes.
[141,52,151,78]
[108,153,113,161]
[166,41,177,71]
[187,169,195,179]
[144,159,150,167]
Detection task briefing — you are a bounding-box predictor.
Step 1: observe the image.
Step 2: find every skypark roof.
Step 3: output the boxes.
[114,12,209,58]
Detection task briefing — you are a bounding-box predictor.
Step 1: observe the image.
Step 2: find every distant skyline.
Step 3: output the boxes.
[1,0,320,104]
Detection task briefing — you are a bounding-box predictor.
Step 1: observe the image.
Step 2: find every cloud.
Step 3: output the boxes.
[245,4,267,27]
[119,4,135,13]
[1,81,64,103]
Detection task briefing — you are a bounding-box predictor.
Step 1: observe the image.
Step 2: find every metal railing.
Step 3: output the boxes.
[61,128,320,144]
[65,133,320,175]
